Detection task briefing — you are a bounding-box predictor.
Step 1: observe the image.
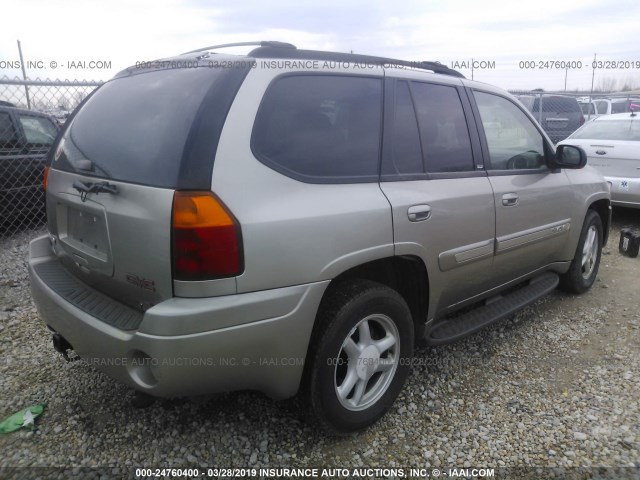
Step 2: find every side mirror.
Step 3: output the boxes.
[551,144,587,169]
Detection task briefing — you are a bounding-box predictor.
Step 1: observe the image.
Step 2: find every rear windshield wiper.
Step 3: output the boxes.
[72,180,118,202]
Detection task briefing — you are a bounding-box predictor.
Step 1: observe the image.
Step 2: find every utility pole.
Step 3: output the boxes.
[16,40,31,109]
[590,53,597,97]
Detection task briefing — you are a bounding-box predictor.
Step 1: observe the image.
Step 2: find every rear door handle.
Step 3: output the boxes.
[408,205,431,222]
[502,193,519,206]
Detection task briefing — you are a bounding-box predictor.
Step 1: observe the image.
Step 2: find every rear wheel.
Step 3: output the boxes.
[559,210,603,294]
[306,280,414,434]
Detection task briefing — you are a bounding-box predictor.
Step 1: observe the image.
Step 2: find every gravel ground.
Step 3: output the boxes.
[1,210,639,480]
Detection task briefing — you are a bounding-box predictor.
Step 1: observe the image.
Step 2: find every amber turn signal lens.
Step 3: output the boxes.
[173,191,235,228]
[172,191,243,281]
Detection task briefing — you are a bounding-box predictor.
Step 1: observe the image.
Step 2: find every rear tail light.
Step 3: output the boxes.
[43,166,50,191]
[579,114,585,126]
[172,191,243,281]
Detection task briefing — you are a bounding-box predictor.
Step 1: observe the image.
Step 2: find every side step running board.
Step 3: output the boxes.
[426,272,559,346]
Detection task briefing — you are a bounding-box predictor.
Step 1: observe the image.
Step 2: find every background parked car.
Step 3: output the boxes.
[0,105,59,230]
[593,97,640,116]
[559,111,640,209]
[578,98,600,120]
[516,94,585,144]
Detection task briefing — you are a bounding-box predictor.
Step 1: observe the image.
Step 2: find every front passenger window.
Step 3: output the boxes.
[474,91,547,171]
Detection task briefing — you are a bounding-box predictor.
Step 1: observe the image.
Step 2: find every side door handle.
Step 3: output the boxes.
[502,193,519,207]
[408,205,431,222]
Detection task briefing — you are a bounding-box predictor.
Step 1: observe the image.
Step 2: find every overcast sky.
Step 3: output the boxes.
[1,0,639,91]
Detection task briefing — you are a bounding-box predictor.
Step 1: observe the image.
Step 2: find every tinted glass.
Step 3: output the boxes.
[18,115,58,145]
[611,102,627,114]
[54,67,234,188]
[252,75,383,181]
[411,83,474,172]
[385,81,423,175]
[474,91,547,170]
[611,100,640,114]
[570,120,640,141]
[0,112,18,147]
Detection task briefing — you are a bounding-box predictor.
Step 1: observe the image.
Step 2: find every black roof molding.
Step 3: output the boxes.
[181,41,463,78]
[182,41,296,55]
[248,46,465,78]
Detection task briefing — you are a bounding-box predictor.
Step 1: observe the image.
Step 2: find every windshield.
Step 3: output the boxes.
[569,119,640,141]
[53,65,248,188]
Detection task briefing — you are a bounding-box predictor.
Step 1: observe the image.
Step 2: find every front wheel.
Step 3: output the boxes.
[306,280,414,434]
[559,210,603,294]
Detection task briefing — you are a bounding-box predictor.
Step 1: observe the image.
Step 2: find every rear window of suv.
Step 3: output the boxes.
[53,65,250,189]
[532,96,580,113]
[252,74,383,183]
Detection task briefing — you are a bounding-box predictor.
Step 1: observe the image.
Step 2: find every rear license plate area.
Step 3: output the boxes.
[67,207,108,257]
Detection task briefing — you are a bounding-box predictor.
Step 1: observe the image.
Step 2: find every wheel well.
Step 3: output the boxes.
[589,199,610,245]
[321,256,429,340]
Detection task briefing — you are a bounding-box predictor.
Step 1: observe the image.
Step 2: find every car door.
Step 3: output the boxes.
[379,77,496,314]
[469,89,574,286]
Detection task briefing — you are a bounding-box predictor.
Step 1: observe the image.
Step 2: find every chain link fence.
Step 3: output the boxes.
[1,74,639,239]
[509,91,640,144]
[0,77,102,238]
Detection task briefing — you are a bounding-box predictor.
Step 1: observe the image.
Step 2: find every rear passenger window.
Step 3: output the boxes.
[411,83,475,173]
[385,81,423,175]
[252,75,382,182]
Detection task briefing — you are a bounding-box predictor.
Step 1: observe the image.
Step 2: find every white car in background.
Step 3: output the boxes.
[593,97,640,116]
[560,111,640,208]
[577,99,599,120]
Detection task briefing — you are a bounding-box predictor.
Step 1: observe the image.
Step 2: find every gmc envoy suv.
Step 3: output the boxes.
[28,41,610,434]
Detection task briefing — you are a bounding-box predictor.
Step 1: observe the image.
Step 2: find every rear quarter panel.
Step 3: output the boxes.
[211,64,394,293]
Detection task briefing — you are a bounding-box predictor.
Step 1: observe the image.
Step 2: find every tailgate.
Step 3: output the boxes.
[40,60,251,309]
[543,115,569,130]
[46,169,174,311]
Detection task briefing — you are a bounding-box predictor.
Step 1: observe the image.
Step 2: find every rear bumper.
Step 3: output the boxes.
[28,235,329,399]
[605,176,640,208]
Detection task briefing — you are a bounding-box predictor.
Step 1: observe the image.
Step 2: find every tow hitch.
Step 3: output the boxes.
[52,333,75,362]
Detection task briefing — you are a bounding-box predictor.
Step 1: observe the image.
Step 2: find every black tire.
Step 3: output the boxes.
[305,280,414,435]
[559,210,603,294]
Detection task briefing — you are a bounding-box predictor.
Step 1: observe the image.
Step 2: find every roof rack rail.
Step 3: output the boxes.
[182,41,296,55]
[247,46,464,78]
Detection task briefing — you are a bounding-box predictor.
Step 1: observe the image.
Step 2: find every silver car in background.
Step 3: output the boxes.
[559,111,640,209]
